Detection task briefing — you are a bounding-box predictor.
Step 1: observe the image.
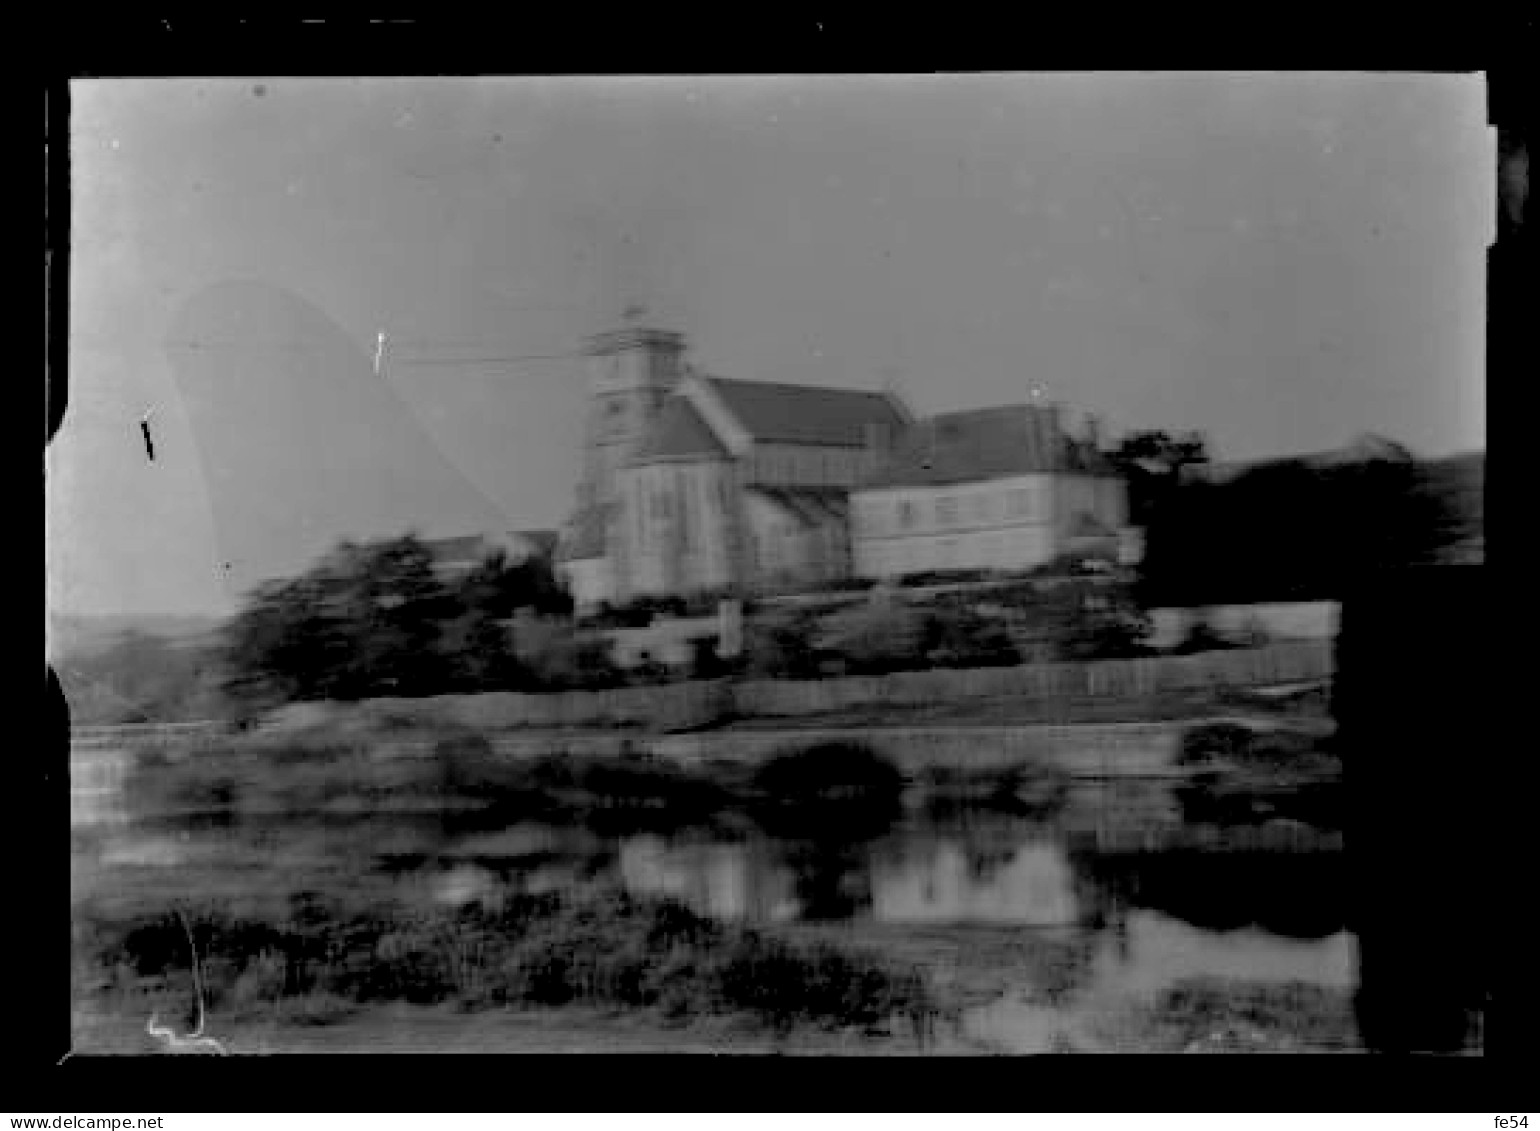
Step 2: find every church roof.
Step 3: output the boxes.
[860,404,1116,489]
[633,396,730,462]
[702,376,907,448]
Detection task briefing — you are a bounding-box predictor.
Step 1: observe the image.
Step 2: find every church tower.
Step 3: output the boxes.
[562,308,685,598]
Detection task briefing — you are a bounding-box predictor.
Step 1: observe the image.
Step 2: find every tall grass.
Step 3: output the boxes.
[82,886,936,1035]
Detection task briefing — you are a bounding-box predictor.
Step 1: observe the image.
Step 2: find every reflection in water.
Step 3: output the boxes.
[1093,912,1357,992]
[619,835,799,922]
[780,839,873,921]
[871,838,1079,926]
[613,827,1083,928]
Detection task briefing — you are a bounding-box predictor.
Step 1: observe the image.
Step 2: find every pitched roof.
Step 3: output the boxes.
[702,376,907,448]
[860,404,1115,489]
[632,396,730,462]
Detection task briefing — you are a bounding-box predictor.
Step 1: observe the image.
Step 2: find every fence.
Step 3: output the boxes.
[66,642,1332,744]
[338,639,1332,736]
[731,639,1331,719]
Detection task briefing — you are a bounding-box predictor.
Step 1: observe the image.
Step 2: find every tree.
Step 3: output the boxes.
[1109,430,1210,475]
[457,550,574,621]
[741,609,821,680]
[920,605,1020,668]
[221,535,466,707]
[1109,430,1211,532]
[817,602,927,675]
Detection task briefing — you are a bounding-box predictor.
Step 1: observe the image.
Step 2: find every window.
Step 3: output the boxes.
[936,496,957,526]
[899,500,917,530]
[1011,487,1033,519]
[972,494,991,523]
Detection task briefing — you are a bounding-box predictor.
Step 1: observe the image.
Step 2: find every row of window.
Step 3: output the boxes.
[859,486,1039,537]
[753,447,857,487]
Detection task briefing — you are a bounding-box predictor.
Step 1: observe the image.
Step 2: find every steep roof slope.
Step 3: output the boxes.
[632,396,730,462]
[702,376,907,448]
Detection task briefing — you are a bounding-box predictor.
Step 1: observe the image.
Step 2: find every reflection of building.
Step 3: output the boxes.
[617,836,793,921]
[871,839,1080,925]
[850,405,1127,579]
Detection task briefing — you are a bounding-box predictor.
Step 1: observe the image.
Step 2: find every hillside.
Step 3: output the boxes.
[48,613,227,662]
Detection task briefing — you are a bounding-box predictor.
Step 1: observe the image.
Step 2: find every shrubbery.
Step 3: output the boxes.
[815,602,927,675]
[1173,723,1342,828]
[218,535,579,710]
[84,887,935,1034]
[1138,977,1359,1052]
[740,609,823,680]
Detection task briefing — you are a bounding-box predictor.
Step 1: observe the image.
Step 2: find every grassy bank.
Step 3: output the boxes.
[77,883,940,1051]
[1094,977,1361,1053]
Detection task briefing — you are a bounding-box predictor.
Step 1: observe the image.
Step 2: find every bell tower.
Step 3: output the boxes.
[563,307,685,591]
[575,307,685,514]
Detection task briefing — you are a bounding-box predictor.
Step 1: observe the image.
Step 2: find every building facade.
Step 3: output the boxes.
[557,320,909,606]
[850,404,1127,579]
[557,320,1130,603]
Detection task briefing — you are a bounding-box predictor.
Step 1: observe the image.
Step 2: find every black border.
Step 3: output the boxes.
[32,22,1525,1113]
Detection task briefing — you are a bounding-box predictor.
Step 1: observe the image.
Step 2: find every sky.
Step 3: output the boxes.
[53,73,1491,620]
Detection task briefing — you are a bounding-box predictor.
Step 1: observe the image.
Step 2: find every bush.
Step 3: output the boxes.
[750,742,905,839]
[83,886,937,1037]
[920,606,1021,669]
[514,620,625,690]
[817,602,926,675]
[1144,978,1359,1051]
[741,611,821,680]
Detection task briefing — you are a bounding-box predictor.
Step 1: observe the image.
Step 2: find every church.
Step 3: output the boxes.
[555,315,1129,609]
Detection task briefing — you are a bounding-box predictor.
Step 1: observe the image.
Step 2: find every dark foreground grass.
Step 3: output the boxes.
[1129,977,1360,1053]
[79,884,937,1041]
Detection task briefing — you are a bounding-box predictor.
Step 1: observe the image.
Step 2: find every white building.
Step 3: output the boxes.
[850,404,1128,580]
